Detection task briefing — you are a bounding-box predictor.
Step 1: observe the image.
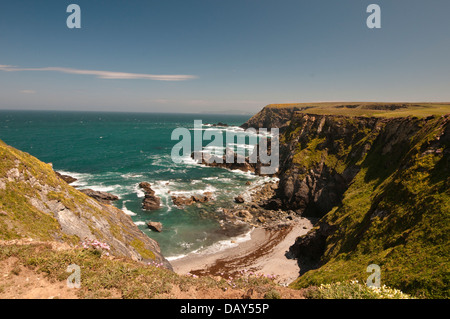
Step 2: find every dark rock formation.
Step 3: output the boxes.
[147,221,163,232]
[192,150,255,173]
[218,180,296,228]
[55,171,77,184]
[240,104,308,132]
[139,182,154,194]
[191,138,279,177]
[139,182,161,210]
[288,222,337,274]
[79,189,119,204]
[171,192,214,207]
[234,195,245,203]
[213,122,228,127]
[171,195,194,207]
[142,196,161,211]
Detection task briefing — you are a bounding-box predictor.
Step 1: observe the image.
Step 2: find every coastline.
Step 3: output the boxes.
[56,166,316,285]
[171,216,314,285]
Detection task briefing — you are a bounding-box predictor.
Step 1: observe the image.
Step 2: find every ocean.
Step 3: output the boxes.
[0,110,275,260]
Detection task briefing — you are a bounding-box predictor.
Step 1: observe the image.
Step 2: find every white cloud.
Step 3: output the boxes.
[20,90,36,94]
[0,64,197,81]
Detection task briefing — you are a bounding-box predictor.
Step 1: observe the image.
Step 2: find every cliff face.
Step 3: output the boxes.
[0,140,171,270]
[243,104,450,298]
[277,113,383,216]
[241,104,308,131]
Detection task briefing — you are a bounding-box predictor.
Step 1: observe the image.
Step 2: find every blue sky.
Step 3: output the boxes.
[0,0,449,113]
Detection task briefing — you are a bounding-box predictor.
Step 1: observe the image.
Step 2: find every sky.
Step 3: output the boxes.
[0,0,449,114]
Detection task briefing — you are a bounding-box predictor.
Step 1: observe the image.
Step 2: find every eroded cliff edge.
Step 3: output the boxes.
[243,103,449,298]
[0,139,172,270]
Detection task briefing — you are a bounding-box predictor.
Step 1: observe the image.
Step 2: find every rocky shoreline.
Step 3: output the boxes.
[55,165,303,249]
[217,179,306,231]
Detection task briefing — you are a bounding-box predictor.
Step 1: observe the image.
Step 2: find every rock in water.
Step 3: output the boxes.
[147,221,163,232]
[55,171,77,184]
[171,195,194,207]
[171,192,214,207]
[142,195,161,210]
[139,182,161,210]
[139,182,155,195]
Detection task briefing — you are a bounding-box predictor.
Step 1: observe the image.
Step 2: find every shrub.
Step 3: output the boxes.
[307,280,414,299]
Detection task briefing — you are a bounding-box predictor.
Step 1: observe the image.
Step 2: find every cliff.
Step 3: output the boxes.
[243,103,450,298]
[0,139,171,270]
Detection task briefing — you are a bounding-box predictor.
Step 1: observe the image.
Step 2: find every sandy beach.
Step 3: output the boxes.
[171,217,315,285]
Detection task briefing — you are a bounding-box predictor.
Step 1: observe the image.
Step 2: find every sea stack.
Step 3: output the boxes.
[139,182,161,210]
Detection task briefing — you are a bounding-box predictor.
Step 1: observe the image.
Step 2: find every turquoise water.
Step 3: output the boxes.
[0,110,273,259]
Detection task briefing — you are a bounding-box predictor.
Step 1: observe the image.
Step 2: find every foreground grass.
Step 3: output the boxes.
[0,242,419,299]
[0,242,282,299]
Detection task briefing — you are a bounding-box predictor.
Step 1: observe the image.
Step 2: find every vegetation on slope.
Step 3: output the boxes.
[266,102,450,118]
[288,115,449,298]
[0,139,168,266]
[0,241,288,299]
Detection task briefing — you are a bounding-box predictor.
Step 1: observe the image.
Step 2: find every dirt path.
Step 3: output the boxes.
[0,257,79,299]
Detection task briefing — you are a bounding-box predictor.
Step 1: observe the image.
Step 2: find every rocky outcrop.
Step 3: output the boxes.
[192,151,255,173]
[234,195,245,203]
[276,114,383,216]
[0,140,171,270]
[242,107,396,216]
[191,136,279,177]
[171,195,194,207]
[287,222,337,273]
[147,221,163,232]
[219,180,300,228]
[211,122,228,127]
[79,189,119,205]
[171,192,214,207]
[139,182,161,211]
[241,104,308,132]
[54,171,77,184]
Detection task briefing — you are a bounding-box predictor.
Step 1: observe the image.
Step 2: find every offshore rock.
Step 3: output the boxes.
[171,192,214,207]
[139,182,161,210]
[147,221,163,232]
[54,171,77,184]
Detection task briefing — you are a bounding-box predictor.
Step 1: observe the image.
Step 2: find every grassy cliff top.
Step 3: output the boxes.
[265,102,450,118]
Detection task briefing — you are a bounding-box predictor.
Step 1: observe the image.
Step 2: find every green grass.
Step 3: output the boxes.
[0,243,280,299]
[265,102,450,118]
